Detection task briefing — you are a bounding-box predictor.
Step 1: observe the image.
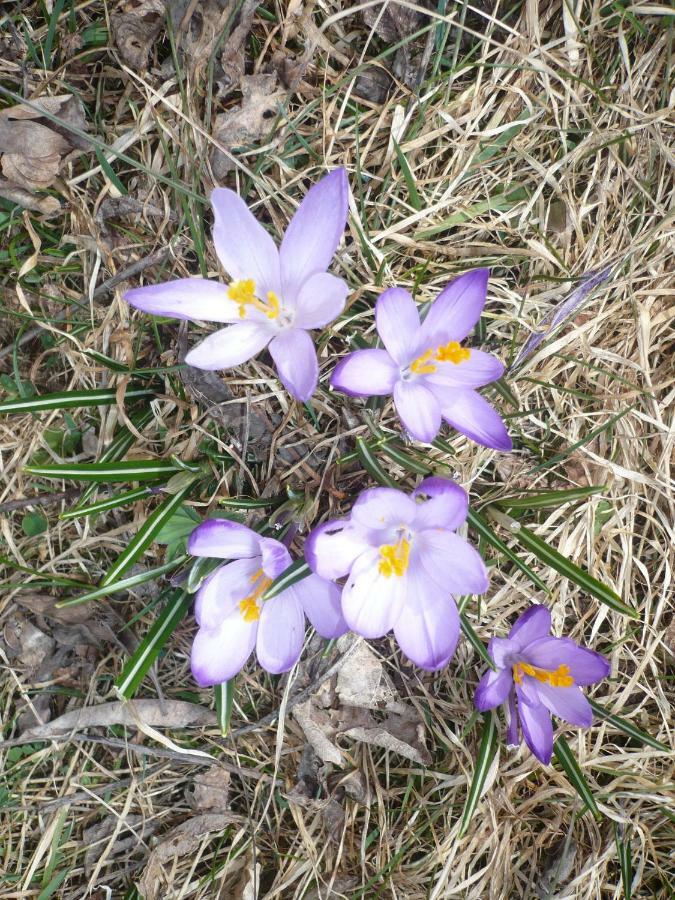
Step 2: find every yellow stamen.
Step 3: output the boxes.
[378,536,410,578]
[239,596,262,622]
[238,569,272,622]
[228,279,280,320]
[410,348,437,375]
[435,341,471,365]
[512,662,574,688]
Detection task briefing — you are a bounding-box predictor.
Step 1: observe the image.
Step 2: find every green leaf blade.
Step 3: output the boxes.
[553,735,602,821]
[459,712,498,838]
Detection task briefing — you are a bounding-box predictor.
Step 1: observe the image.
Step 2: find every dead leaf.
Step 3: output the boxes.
[187,767,231,811]
[2,612,55,672]
[341,707,432,765]
[294,698,343,765]
[0,179,61,215]
[111,0,165,70]
[335,639,398,710]
[231,853,261,900]
[536,838,577,899]
[83,814,156,878]
[361,2,431,88]
[19,699,216,739]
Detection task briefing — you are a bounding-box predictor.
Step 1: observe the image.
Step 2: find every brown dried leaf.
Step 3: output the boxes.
[341,708,432,765]
[2,612,55,672]
[335,639,398,710]
[187,767,231,811]
[111,0,165,70]
[0,180,60,215]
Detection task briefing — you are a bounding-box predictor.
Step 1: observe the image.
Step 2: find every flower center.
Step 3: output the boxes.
[409,341,471,375]
[238,568,272,622]
[512,662,574,688]
[378,535,410,578]
[228,279,280,320]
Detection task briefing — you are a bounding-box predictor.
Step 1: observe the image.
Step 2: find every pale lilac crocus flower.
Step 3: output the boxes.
[306,477,488,670]
[188,520,347,686]
[124,169,349,402]
[331,270,512,450]
[474,605,610,764]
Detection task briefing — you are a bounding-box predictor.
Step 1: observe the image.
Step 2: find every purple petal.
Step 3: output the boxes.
[188,519,261,559]
[330,349,398,397]
[293,272,348,329]
[191,613,256,686]
[426,349,504,389]
[487,636,519,668]
[351,487,417,530]
[516,688,553,764]
[292,574,348,639]
[394,573,460,669]
[305,519,365,580]
[124,279,240,323]
[255,591,305,674]
[475,666,513,711]
[534,682,593,727]
[506,688,519,746]
[416,530,489,596]
[279,169,349,299]
[259,537,292,580]
[394,380,441,443]
[509,605,551,647]
[342,547,407,638]
[194,558,261,629]
[419,269,489,345]
[375,288,420,364]
[412,476,468,530]
[437,389,512,452]
[185,321,273,371]
[523,637,610,686]
[211,188,281,298]
[268,328,318,402]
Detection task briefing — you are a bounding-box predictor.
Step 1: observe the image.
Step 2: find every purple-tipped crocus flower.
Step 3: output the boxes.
[305,477,488,670]
[188,520,347,686]
[330,270,512,450]
[474,605,610,764]
[124,169,349,402]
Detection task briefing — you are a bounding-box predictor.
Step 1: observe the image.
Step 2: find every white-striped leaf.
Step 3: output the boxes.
[261,559,311,601]
[459,711,498,837]
[0,386,154,415]
[57,556,187,606]
[553,735,602,821]
[25,459,182,483]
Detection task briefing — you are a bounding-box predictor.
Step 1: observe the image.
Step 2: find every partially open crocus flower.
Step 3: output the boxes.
[474,605,610,764]
[188,520,347,686]
[305,477,488,670]
[124,169,349,402]
[330,270,512,450]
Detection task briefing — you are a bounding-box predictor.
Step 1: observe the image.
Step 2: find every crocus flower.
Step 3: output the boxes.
[305,477,488,670]
[330,270,512,450]
[188,520,347,686]
[124,169,349,402]
[474,605,610,764]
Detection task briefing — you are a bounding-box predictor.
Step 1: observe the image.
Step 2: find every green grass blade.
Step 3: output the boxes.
[0,386,154,415]
[59,486,152,520]
[589,699,670,752]
[496,485,606,510]
[459,712,497,837]
[215,679,236,737]
[100,481,197,587]
[262,559,311,601]
[57,556,187,606]
[553,736,602,821]
[614,822,633,899]
[459,613,496,670]
[25,460,182,483]
[379,442,433,476]
[356,437,397,488]
[219,495,284,509]
[392,139,422,211]
[467,509,549,593]
[115,589,190,699]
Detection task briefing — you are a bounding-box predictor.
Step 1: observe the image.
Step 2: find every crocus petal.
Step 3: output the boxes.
[523,637,610,686]
[509,605,551,647]
[211,188,281,298]
[516,688,554,764]
[488,636,519,668]
[292,574,348,639]
[191,613,256,686]
[330,349,398,397]
[475,666,513,711]
[419,269,489,344]
[185,321,273,371]
[412,477,468,531]
[188,519,261,559]
[437,389,512,452]
[255,590,305,674]
[375,288,421,364]
[535,682,593,727]
[305,519,365,580]
[194,558,261,630]
[279,169,349,299]
[351,487,417,530]
[394,380,441,443]
[124,279,241,323]
[427,349,504,389]
[416,530,489,596]
[293,272,349,329]
[341,547,407,638]
[268,328,318,402]
[259,537,292,580]
[393,574,460,670]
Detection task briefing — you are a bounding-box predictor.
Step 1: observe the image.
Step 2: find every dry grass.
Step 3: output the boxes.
[0,1,673,898]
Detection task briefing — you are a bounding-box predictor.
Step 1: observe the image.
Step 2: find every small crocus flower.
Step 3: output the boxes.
[330,270,512,450]
[305,477,488,670]
[188,520,347,686]
[124,169,349,402]
[474,605,610,764]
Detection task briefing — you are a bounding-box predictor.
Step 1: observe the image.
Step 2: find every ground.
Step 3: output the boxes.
[0,2,673,898]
